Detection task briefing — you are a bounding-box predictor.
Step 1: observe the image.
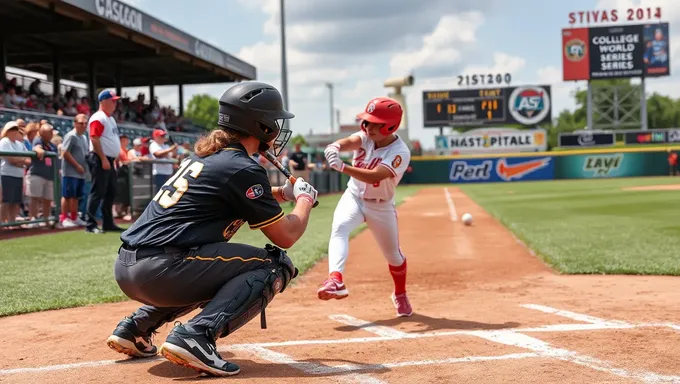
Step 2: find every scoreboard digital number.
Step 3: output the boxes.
[422,85,553,128]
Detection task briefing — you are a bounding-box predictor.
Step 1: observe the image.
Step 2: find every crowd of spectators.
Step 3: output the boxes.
[0,115,193,231]
[1,75,194,133]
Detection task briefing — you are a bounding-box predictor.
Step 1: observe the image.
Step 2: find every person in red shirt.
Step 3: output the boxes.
[668,149,678,176]
[114,135,132,220]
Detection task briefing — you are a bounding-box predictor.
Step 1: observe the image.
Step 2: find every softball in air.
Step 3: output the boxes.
[461,213,473,226]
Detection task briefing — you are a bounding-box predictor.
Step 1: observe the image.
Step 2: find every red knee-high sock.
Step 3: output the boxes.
[330,271,343,283]
[389,259,407,295]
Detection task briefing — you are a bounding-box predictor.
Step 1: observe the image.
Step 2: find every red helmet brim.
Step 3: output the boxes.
[356,112,388,124]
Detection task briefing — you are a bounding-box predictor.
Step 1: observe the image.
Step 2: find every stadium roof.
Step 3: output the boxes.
[2,0,257,87]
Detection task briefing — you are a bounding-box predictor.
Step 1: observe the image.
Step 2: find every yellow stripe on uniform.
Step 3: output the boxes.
[249,210,284,229]
[185,255,270,263]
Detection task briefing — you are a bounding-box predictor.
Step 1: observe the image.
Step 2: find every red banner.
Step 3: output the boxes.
[562,28,590,81]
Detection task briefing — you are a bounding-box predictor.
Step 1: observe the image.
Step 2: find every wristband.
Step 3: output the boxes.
[278,187,286,201]
[296,195,314,205]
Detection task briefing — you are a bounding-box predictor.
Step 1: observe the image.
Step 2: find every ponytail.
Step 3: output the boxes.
[194,129,245,157]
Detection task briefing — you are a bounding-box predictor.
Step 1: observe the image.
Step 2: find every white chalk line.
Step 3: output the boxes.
[470,330,680,383]
[2,304,679,380]
[329,314,410,338]
[234,345,386,384]
[520,304,631,327]
[443,187,457,222]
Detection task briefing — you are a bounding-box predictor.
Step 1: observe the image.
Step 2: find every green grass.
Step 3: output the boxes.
[458,177,680,275]
[0,186,424,317]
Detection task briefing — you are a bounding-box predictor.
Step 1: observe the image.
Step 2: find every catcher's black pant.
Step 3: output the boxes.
[114,242,274,335]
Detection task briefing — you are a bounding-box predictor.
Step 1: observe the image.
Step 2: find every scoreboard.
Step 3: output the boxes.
[422,85,552,128]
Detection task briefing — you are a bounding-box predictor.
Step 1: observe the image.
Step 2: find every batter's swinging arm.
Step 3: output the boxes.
[259,150,320,208]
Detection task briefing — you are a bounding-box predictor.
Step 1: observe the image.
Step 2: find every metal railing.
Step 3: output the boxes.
[0,150,61,228]
[0,150,349,231]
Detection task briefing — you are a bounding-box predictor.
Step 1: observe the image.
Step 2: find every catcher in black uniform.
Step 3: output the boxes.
[105,81,318,377]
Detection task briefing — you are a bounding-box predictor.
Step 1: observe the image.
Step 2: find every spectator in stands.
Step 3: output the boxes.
[114,135,132,221]
[288,142,310,181]
[139,137,151,157]
[148,129,177,193]
[22,120,37,150]
[85,89,124,234]
[59,114,89,228]
[311,152,328,170]
[28,79,44,97]
[0,121,30,227]
[63,98,78,116]
[3,87,19,109]
[127,137,149,161]
[76,97,91,116]
[26,123,57,227]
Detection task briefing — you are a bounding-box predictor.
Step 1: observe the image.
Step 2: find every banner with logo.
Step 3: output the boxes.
[436,128,547,154]
[554,152,668,179]
[623,129,668,145]
[558,131,616,147]
[562,22,670,80]
[447,156,555,183]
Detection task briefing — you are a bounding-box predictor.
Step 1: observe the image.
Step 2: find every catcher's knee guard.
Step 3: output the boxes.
[211,244,298,339]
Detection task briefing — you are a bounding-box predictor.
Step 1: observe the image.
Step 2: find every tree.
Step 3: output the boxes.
[290,134,308,146]
[185,94,220,130]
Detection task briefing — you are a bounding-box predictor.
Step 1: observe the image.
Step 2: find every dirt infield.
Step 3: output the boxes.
[1,187,679,383]
[622,184,680,191]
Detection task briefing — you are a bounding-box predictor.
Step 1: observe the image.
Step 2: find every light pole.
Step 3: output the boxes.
[325,82,334,140]
[279,0,289,113]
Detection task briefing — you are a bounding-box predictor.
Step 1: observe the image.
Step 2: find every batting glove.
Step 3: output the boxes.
[324,143,340,159]
[293,177,318,205]
[280,179,295,201]
[327,155,345,172]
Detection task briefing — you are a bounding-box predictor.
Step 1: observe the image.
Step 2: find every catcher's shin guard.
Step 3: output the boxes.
[210,244,298,340]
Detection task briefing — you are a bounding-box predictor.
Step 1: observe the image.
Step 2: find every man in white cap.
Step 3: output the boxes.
[0,121,31,227]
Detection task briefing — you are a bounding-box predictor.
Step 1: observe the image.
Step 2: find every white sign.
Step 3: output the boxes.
[435,128,548,154]
[95,0,143,32]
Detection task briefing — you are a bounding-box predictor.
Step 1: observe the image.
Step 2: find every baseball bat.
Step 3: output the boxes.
[260,150,319,208]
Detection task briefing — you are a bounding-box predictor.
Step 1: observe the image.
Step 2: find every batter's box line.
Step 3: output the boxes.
[313,305,680,383]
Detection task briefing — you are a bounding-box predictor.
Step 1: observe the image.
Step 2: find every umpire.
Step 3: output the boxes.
[106,81,319,377]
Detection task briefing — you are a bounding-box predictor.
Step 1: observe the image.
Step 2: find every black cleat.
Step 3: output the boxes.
[106,317,158,358]
[159,323,240,377]
[86,227,105,234]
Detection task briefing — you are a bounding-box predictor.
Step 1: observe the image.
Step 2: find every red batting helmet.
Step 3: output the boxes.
[356,97,403,136]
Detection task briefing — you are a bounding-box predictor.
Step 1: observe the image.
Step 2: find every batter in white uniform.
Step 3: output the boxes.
[320,96,413,317]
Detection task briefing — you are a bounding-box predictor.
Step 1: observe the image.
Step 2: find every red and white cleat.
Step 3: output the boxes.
[317,278,349,300]
[391,292,413,317]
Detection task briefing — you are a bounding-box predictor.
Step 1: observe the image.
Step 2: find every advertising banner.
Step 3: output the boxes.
[435,128,547,154]
[448,156,554,183]
[623,129,667,144]
[558,131,616,147]
[562,22,670,80]
[554,152,668,178]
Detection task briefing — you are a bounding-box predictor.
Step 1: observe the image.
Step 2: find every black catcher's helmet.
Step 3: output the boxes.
[217,81,294,156]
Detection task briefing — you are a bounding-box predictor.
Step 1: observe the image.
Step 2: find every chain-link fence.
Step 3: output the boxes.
[0,150,61,229]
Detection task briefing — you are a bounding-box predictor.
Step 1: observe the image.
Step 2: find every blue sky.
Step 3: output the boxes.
[11,0,679,149]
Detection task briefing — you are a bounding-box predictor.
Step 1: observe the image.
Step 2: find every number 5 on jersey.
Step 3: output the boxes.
[152,158,204,208]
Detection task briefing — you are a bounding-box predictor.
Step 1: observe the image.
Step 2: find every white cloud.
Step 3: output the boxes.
[389,12,485,77]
